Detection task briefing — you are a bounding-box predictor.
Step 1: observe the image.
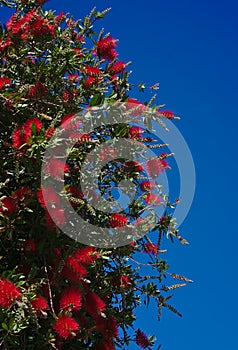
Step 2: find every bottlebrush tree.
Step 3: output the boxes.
[0,0,192,349]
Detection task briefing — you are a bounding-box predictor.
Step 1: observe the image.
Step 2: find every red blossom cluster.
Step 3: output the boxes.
[27,81,48,99]
[108,61,126,75]
[49,249,119,346]
[6,10,55,40]
[53,315,79,340]
[30,295,49,316]
[129,126,144,138]
[145,157,169,178]
[114,275,132,289]
[144,243,158,255]
[96,36,118,61]
[158,110,175,119]
[83,65,103,87]
[109,213,129,228]
[0,186,32,217]
[45,159,69,179]
[0,278,21,308]
[140,181,156,192]
[37,186,67,228]
[0,77,11,90]
[60,287,82,311]
[12,118,42,149]
[136,329,152,349]
[124,160,143,173]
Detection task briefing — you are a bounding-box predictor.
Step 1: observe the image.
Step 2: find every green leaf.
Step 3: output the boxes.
[90,93,104,106]
[1,322,8,331]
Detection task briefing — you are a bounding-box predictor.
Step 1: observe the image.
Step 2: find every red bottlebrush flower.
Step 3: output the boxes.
[0,36,12,52]
[108,61,126,75]
[24,17,55,39]
[140,181,156,192]
[6,13,19,33]
[55,12,65,24]
[0,77,11,90]
[12,125,27,149]
[119,275,131,289]
[68,73,79,82]
[128,126,143,138]
[64,255,87,278]
[84,76,96,87]
[5,99,13,110]
[23,118,42,137]
[145,158,169,178]
[84,66,101,76]
[73,247,100,265]
[97,37,117,51]
[59,287,82,311]
[45,159,69,179]
[24,117,42,141]
[12,118,42,148]
[0,197,18,216]
[27,82,48,99]
[0,278,21,308]
[124,160,143,173]
[13,186,32,201]
[22,239,36,255]
[30,295,49,316]
[37,187,60,209]
[96,36,118,61]
[74,48,83,56]
[135,329,152,349]
[84,291,106,319]
[158,110,175,119]
[109,213,129,228]
[144,243,158,255]
[62,89,70,101]
[62,266,83,283]
[75,35,84,42]
[53,315,79,339]
[45,127,55,138]
[145,193,162,206]
[66,257,87,275]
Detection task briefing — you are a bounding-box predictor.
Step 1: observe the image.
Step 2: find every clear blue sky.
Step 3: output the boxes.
[1,0,238,349]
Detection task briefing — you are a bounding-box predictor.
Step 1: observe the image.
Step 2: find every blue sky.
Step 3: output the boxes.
[1,0,238,349]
